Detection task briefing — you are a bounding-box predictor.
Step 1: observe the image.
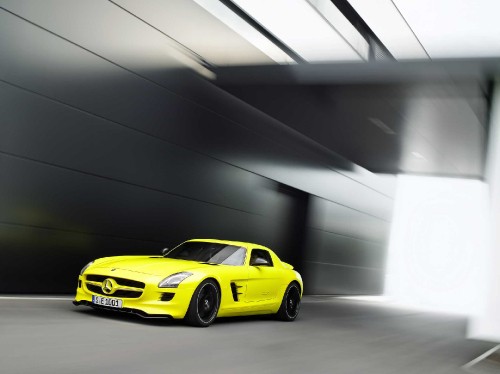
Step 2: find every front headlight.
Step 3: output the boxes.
[80,261,94,275]
[158,272,193,288]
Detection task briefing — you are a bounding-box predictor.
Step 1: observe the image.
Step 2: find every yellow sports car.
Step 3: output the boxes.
[74,239,303,326]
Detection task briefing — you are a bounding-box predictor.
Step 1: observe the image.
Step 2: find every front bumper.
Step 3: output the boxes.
[74,272,196,319]
[73,300,172,319]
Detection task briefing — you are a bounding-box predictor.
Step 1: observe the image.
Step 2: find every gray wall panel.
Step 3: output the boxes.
[305,229,386,269]
[305,262,384,295]
[0,82,275,215]
[0,0,396,197]
[304,197,390,294]
[308,197,391,243]
[0,155,296,293]
[0,5,394,294]
[0,223,162,293]
[0,155,286,245]
[0,8,394,220]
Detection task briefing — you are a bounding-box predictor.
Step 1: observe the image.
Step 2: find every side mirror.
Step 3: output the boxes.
[251,257,270,266]
[161,248,169,256]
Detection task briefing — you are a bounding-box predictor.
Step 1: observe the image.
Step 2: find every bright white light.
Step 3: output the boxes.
[347,0,428,59]
[194,0,295,64]
[393,0,500,58]
[233,0,363,62]
[469,79,500,342]
[385,175,490,315]
[307,0,369,60]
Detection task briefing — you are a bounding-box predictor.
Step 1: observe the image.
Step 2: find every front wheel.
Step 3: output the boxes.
[185,279,220,327]
[276,283,301,321]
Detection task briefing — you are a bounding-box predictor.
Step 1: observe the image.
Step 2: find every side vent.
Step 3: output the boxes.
[160,292,175,302]
[230,282,243,302]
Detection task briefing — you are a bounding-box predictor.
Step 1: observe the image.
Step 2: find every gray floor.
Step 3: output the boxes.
[0,296,495,374]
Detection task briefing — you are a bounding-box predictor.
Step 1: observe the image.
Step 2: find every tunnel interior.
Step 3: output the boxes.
[1,1,500,373]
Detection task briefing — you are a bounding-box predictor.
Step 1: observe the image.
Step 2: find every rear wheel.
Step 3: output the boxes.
[185,279,220,327]
[276,283,301,321]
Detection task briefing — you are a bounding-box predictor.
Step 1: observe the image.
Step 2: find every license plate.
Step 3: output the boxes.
[92,295,123,308]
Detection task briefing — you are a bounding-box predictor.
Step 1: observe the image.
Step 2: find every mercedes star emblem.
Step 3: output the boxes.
[102,278,114,294]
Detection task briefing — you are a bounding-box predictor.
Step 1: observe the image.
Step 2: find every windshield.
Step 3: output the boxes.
[164,241,247,266]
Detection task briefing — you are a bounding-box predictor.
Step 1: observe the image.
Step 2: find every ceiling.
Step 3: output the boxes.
[215,60,494,177]
[3,0,493,177]
[107,0,497,178]
[109,0,277,66]
[108,0,497,178]
[348,0,500,59]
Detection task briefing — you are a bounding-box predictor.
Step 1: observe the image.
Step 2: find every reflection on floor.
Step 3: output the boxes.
[464,348,500,374]
[0,296,495,374]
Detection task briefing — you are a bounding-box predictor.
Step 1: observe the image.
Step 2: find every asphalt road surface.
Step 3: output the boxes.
[0,296,495,374]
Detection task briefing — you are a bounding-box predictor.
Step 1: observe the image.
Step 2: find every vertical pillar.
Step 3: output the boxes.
[470,79,500,341]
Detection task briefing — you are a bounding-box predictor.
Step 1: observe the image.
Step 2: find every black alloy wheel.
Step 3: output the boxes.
[277,283,301,321]
[185,279,220,327]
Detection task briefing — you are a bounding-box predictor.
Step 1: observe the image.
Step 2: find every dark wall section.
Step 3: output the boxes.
[0,4,394,294]
[273,184,311,276]
[304,197,390,294]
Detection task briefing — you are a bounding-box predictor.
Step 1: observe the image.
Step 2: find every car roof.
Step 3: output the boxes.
[186,238,271,251]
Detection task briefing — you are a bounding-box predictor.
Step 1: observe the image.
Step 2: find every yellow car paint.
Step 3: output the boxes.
[74,239,303,320]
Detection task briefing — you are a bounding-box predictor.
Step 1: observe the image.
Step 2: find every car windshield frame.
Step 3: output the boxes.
[163,241,247,266]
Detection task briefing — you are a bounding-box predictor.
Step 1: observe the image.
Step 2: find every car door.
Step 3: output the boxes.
[246,248,282,303]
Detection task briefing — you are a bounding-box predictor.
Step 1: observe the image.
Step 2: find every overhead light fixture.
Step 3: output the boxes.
[307,0,369,60]
[194,0,295,64]
[347,0,428,60]
[231,0,363,62]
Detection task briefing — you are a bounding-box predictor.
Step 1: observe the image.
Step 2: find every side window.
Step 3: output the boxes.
[250,249,273,267]
[219,247,247,266]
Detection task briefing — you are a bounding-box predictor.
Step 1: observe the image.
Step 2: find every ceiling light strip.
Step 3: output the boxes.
[346,0,427,60]
[389,0,430,59]
[307,0,369,60]
[232,0,363,62]
[329,0,394,60]
[217,0,305,63]
[194,0,300,64]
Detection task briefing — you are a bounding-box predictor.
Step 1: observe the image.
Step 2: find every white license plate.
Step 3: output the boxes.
[92,295,123,308]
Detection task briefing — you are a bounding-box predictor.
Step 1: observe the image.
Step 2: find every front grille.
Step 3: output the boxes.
[85,274,145,299]
[86,284,143,298]
[159,292,175,302]
[86,274,145,289]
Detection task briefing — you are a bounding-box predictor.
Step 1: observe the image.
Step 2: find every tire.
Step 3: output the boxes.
[276,282,301,321]
[185,279,220,327]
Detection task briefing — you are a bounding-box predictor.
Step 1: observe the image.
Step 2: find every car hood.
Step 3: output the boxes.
[91,256,213,276]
